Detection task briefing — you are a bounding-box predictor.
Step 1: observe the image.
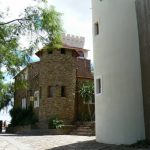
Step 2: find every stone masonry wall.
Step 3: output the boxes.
[14,47,93,127]
[14,62,40,118]
[27,62,40,117]
[38,49,77,124]
[14,68,28,108]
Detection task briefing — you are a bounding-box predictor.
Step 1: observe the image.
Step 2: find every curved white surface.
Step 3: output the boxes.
[92,0,145,144]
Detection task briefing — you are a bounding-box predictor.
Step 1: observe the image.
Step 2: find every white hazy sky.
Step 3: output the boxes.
[0,0,93,122]
[0,0,93,60]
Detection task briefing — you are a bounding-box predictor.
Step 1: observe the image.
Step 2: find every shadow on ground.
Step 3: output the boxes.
[47,140,119,150]
[0,133,55,136]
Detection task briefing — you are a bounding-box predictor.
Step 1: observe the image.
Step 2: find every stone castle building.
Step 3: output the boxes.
[14,34,94,126]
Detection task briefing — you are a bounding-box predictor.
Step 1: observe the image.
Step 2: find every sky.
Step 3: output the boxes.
[0,0,93,122]
[0,0,93,60]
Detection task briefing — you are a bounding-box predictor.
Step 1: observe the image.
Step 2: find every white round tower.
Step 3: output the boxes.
[92,0,145,144]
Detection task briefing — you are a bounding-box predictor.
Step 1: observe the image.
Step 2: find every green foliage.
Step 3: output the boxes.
[0,0,63,109]
[40,6,63,49]
[79,81,94,121]
[21,5,63,50]
[48,117,64,129]
[78,112,91,122]
[9,106,38,127]
[0,83,14,110]
[79,81,94,103]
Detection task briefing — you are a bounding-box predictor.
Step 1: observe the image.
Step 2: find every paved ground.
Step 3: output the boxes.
[0,134,149,150]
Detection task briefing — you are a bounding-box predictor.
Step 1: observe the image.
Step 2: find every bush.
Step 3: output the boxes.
[48,117,64,129]
[9,106,38,127]
[78,112,91,122]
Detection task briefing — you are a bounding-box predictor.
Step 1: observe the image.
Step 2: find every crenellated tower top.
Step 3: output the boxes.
[62,34,85,48]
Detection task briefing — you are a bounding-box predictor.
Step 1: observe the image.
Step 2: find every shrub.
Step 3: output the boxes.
[79,81,94,121]
[9,106,38,127]
[78,112,91,122]
[48,117,64,129]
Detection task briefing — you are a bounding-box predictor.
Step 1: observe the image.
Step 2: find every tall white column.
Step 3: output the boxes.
[92,0,145,144]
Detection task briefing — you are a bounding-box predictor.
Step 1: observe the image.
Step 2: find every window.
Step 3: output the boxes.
[61,86,66,97]
[39,87,42,99]
[94,22,99,35]
[78,51,84,58]
[22,98,26,109]
[96,78,102,94]
[48,86,55,98]
[48,50,53,54]
[61,48,66,54]
[34,91,39,108]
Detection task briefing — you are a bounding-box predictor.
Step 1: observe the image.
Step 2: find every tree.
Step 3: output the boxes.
[0,0,63,110]
[79,81,94,121]
[0,82,14,110]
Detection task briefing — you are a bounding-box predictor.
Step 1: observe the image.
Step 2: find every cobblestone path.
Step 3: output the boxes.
[0,134,148,150]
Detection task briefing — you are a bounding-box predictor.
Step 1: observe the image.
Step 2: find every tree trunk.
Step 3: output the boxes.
[88,103,92,121]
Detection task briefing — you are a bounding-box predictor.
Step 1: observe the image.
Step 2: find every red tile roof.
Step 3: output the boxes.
[35,44,88,57]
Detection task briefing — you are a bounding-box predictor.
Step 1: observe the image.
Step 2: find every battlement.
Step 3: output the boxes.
[62,34,85,48]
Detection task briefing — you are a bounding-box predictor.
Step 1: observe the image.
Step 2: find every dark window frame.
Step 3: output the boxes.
[94,22,99,35]
[48,86,55,98]
[60,48,66,54]
[61,86,66,97]
[39,86,42,99]
[48,50,53,54]
[96,78,101,94]
[78,51,84,57]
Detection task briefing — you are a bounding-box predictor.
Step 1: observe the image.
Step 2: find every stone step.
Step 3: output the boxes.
[70,131,95,136]
[71,130,93,133]
[77,126,91,128]
[70,128,95,136]
[69,122,95,136]
[76,121,95,126]
[77,125,92,127]
[75,128,92,132]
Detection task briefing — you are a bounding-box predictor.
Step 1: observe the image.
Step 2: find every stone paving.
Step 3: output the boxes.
[0,134,149,150]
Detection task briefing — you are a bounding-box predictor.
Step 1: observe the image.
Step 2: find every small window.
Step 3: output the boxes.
[96,78,101,94]
[61,86,66,97]
[61,48,66,54]
[48,50,53,54]
[34,91,39,108]
[39,87,42,99]
[94,22,99,35]
[22,98,26,109]
[48,86,55,98]
[78,51,84,57]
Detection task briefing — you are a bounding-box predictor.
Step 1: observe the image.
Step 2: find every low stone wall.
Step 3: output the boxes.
[76,121,95,126]
[6,125,31,134]
[6,125,75,135]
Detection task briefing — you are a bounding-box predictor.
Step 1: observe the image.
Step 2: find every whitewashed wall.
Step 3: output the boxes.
[92,0,145,144]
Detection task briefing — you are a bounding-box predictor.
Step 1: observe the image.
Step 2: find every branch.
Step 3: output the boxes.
[0,18,30,26]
